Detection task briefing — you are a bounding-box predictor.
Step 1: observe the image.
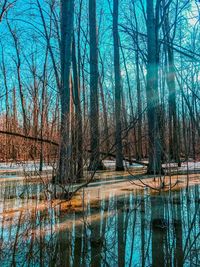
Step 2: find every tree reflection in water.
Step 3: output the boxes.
[0,184,199,266]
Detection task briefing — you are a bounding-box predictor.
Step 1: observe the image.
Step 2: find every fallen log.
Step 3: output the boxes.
[0,130,148,167]
[0,130,58,146]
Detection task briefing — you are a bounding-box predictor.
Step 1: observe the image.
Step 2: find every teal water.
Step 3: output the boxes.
[0,181,199,266]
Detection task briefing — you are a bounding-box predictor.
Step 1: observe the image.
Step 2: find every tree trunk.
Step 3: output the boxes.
[164,10,180,166]
[72,37,83,179]
[99,52,110,154]
[39,48,48,172]
[58,0,74,183]
[146,0,162,174]
[88,0,104,171]
[113,0,124,171]
[133,1,142,160]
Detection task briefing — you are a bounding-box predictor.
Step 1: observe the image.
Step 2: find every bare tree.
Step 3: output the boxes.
[72,35,83,179]
[164,1,181,166]
[146,0,162,174]
[58,0,74,183]
[7,22,28,136]
[113,0,124,171]
[88,0,104,170]
[0,0,16,23]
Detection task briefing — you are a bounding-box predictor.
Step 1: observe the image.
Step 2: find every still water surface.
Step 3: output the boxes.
[0,178,199,266]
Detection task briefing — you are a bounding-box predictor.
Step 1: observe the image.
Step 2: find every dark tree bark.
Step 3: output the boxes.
[120,45,133,164]
[164,8,181,166]
[132,1,143,161]
[30,56,39,158]
[12,87,17,159]
[113,0,124,171]
[151,197,167,267]
[39,47,48,172]
[146,0,162,174]
[99,53,110,154]
[88,0,104,171]
[0,0,16,23]
[58,0,74,183]
[72,36,83,179]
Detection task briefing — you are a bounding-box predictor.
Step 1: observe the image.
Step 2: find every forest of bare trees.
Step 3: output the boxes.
[0,0,200,266]
[0,0,199,181]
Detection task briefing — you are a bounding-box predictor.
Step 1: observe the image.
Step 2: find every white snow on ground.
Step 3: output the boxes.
[103,160,143,168]
[0,162,53,172]
[0,160,141,174]
[163,162,200,171]
[0,160,200,180]
[103,160,200,172]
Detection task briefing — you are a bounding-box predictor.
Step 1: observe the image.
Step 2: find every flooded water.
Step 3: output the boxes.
[0,178,199,266]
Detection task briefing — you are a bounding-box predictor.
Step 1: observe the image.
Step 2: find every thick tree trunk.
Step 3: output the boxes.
[58,0,74,183]
[146,0,162,174]
[164,11,180,166]
[88,0,104,171]
[167,48,180,165]
[113,0,124,171]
